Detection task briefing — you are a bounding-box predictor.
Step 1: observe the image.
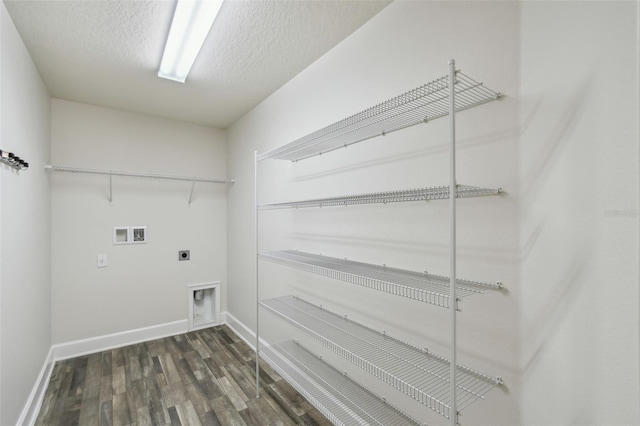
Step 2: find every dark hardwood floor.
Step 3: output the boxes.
[35,325,332,426]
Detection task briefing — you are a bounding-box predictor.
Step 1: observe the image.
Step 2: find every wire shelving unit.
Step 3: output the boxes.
[260,295,502,419]
[255,60,504,425]
[262,340,422,426]
[259,250,501,308]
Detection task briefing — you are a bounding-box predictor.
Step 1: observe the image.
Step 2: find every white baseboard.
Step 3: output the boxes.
[225,311,269,351]
[52,319,189,361]
[17,347,55,426]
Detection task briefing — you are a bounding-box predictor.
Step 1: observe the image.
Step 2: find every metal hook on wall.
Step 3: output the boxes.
[0,149,29,170]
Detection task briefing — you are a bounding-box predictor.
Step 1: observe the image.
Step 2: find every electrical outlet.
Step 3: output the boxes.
[97,254,108,268]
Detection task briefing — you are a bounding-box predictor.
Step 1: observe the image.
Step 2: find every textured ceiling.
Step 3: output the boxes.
[4,0,390,128]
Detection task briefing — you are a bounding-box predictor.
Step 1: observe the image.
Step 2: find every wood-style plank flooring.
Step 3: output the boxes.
[35,325,331,426]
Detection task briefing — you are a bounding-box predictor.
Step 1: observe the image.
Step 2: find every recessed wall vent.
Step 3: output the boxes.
[188,282,221,331]
[132,226,147,243]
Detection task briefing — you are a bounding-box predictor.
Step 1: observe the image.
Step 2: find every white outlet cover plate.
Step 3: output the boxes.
[97,254,108,268]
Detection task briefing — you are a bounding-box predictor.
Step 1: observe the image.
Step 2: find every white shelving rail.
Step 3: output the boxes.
[256,68,499,163]
[262,340,423,426]
[260,295,502,419]
[45,165,234,204]
[259,250,502,309]
[258,184,501,210]
[254,60,503,425]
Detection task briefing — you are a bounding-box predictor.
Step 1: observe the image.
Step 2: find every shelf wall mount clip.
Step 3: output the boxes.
[188,181,196,206]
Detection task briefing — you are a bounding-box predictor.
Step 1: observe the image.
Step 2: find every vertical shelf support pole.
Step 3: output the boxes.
[448,59,458,426]
[254,151,261,398]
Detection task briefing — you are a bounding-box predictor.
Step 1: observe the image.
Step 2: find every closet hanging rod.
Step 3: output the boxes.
[45,165,234,184]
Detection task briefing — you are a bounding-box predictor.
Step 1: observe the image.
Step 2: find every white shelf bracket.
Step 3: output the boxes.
[108,170,113,204]
[188,180,196,206]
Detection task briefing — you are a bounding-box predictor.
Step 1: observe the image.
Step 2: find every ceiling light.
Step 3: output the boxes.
[158,0,223,83]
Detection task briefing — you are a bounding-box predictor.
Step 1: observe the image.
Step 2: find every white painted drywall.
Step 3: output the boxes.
[228,2,521,424]
[50,100,228,344]
[0,3,52,424]
[519,2,639,425]
[228,1,640,425]
[1,11,3,422]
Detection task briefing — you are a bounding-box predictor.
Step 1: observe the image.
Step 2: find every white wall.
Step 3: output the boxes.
[228,1,640,425]
[0,0,635,424]
[519,2,639,425]
[228,2,520,425]
[51,100,228,344]
[0,2,52,424]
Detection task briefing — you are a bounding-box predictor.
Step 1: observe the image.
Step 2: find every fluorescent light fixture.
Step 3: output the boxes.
[158,0,224,83]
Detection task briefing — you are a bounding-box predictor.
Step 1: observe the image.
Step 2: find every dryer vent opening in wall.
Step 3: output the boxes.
[188,282,221,331]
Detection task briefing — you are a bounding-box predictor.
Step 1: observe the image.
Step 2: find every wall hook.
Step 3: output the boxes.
[0,149,29,170]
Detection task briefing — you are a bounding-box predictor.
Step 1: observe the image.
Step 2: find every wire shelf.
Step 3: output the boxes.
[45,165,233,183]
[257,72,501,162]
[260,296,502,420]
[259,250,501,309]
[259,185,501,210]
[46,164,233,205]
[262,340,421,426]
